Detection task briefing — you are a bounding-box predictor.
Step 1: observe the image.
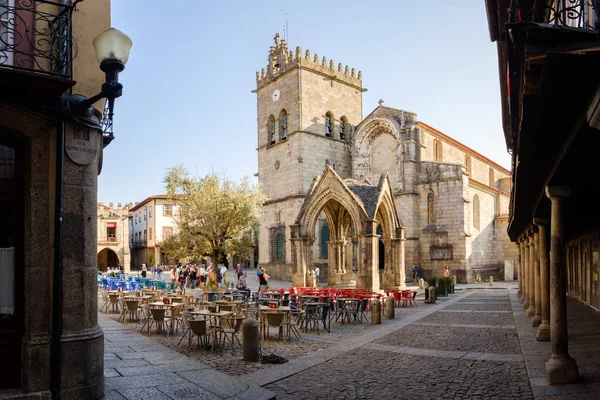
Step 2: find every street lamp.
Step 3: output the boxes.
[51,27,132,400]
[63,28,133,138]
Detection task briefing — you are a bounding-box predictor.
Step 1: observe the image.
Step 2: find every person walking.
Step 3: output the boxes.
[314,266,320,285]
[411,265,419,283]
[141,263,147,278]
[258,267,270,295]
[235,264,243,283]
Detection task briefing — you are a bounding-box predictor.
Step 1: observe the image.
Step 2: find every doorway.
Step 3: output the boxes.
[0,137,24,389]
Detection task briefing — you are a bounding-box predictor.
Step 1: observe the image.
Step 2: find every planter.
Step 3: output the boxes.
[436,285,448,297]
[449,284,455,294]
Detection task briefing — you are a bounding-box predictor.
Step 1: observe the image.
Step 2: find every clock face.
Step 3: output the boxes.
[272,89,280,101]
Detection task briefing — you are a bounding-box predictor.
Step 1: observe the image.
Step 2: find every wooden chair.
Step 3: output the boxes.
[263,311,286,342]
[100,291,110,313]
[108,294,120,313]
[219,315,244,350]
[188,318,219,352]
[148,308,171,335]
[125,300,141,322]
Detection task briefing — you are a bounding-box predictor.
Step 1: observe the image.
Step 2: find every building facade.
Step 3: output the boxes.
[256,34,517,284]
[129,195,179,270]
[486,0,600,385]
[0,0,110,397]
[97,202,132,272]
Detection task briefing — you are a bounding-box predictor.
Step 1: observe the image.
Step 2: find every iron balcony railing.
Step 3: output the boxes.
[509,0,600,30]
[0,0,74,78]
[130,240,147,249]
[98,236,119,244]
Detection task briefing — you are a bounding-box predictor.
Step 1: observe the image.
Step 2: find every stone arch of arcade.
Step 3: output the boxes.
[291,166,406,291]
[98,247,120,271]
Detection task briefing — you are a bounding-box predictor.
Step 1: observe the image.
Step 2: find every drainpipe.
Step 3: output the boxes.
[50,116,65,400]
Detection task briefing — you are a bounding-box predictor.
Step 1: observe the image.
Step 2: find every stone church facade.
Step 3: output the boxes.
[255,34,517,284]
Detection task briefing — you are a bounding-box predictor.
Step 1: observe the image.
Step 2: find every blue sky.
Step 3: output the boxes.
[99,0,507,204]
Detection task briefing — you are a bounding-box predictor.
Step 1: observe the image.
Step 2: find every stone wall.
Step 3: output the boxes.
[0,105,104,398]
[299,68,363,135]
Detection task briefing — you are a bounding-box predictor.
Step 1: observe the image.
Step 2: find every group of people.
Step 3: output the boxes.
[102,264,125,278]
[411,264,451,282]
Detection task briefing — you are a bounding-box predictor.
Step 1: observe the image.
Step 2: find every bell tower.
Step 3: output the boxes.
[254,33,366,275]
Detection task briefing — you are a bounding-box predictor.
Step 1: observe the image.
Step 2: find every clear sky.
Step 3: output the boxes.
[99,0,508,204]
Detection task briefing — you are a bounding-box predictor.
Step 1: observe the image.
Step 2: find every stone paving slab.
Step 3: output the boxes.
[374,323,521,354]
[510,292,600,399]
[100,313,276,400]
[264,347,532,400]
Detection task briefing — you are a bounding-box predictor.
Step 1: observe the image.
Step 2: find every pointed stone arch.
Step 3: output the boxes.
[290,167,406,291]
[352,117,403,189]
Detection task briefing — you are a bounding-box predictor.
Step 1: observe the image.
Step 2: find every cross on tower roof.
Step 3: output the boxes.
[378,99,384,106]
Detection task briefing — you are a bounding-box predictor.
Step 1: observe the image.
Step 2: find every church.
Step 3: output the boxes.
[255,34,517,286]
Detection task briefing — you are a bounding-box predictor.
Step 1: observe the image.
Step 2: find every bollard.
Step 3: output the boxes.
[418,278,424,289]
[489,276,494,286]
[242,318,260,362]
[371,299,381,324]
[385,295,395,319]
[428,286,436,304]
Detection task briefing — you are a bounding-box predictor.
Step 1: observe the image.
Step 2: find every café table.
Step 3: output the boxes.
[335,297,362,324]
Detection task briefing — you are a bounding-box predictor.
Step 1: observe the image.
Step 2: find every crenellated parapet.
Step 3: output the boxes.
[256,33,363,90]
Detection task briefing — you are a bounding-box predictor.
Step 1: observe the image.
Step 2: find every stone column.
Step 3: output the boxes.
[289,224,314,287]
[534,217,551,341]
[532,229,542,327]
[522,234,530,309]
[356,220,379,291]
[526,233,536,316]
[398,227,406,288]
[545,186,578,384]
[517,241,522,298]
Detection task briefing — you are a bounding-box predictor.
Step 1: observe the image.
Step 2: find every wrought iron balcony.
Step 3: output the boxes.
[509,0,600,30]
[130,240,147,249]
[0,0,74,78]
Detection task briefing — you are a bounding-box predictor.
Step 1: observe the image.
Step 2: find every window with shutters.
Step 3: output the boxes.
[340,116,348,140]
[325,112,333,137]
[279,109,288,140]
[269,226,286,263]
[473,194,480,230]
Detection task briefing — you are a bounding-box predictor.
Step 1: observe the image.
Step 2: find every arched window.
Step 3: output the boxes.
[279,109,288,140]
[340,116,348,140]
[325,112,333,137]
[433,139,442,161]
[268,115,276,144]
[427,192,435,224]
[465,155,472,175]
[269,226,286,263]
[319,222,330,258]
[275,233,285,262]
[473,194,480,230]
[488,167,495,187]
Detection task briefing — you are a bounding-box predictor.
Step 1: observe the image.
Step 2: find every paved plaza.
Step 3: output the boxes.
[100,281,600,399]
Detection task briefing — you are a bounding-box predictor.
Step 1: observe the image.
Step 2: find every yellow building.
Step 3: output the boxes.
[1,0,114,397]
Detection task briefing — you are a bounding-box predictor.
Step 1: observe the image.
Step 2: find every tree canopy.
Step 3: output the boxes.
[160,165,264,269]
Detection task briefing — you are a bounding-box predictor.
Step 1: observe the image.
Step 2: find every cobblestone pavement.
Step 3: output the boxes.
[100,288,538,399]
[264,290,534,399]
